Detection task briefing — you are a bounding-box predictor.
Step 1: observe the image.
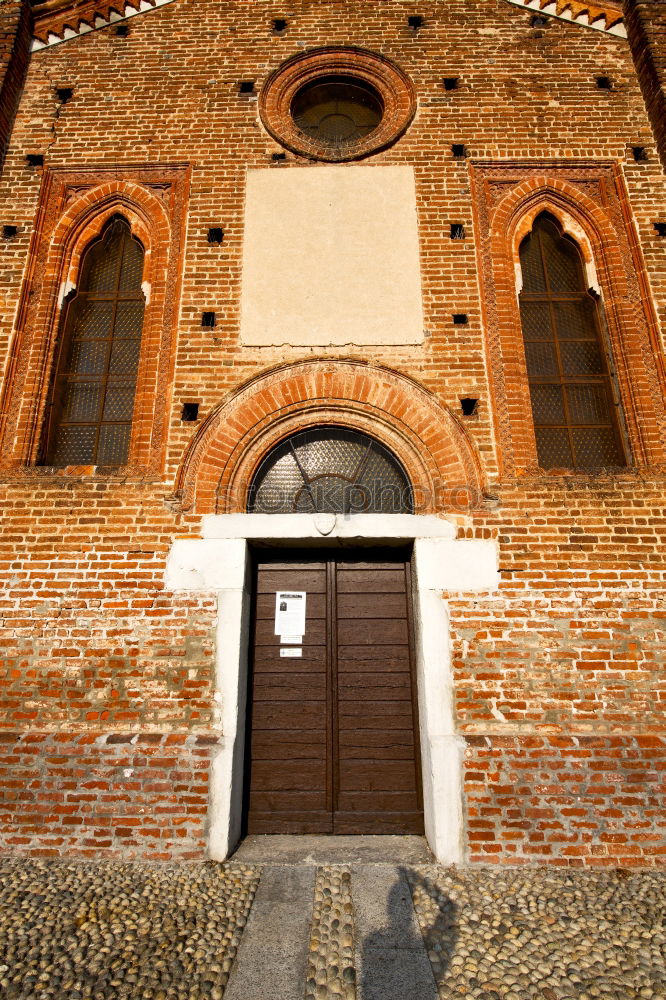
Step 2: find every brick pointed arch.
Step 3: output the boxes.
[173,360,485,514]
[0,164,189,473]
[471,163,666,475]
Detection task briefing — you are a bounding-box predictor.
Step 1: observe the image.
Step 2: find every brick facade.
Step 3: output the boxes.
[0,0,665,863]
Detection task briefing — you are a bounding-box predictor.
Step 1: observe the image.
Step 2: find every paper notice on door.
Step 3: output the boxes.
[280,647,303,658]
[275,591,306,640]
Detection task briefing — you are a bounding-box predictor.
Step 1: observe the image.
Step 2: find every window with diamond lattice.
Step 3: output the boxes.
[519,214,626,470]
[248,427,413,513]
[44,216,145,467]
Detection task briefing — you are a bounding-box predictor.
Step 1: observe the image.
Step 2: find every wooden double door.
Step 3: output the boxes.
[244,549,424,835]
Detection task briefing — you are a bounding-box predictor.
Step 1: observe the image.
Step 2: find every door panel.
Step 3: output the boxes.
[244,551,423,835]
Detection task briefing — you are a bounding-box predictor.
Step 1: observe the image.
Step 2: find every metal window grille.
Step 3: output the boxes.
[44,216,145,467]
[519,213,626,470]
[291,76,383,149]
[248,427,413,514]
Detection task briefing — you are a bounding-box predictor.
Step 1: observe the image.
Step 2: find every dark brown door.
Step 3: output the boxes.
[244,550,423,835]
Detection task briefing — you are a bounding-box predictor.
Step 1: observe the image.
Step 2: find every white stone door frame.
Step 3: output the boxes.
[165,513,499,864]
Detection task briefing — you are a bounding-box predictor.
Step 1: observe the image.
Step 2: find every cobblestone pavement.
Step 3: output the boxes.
[0,859,259,1000]
[409,867,666,1000]
[305,867,356,1000]
[0,857,664,999]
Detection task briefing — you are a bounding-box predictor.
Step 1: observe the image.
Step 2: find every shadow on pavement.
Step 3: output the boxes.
[359,866,457,1000]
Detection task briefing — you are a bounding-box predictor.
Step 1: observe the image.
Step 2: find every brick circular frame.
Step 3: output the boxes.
[259,47,417,162]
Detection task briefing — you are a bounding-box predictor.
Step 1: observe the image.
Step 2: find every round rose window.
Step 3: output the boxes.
[259,47,416,162]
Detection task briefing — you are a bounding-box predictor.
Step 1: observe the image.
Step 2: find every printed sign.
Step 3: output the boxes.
[280,647,303,658]
[275,591,306,641]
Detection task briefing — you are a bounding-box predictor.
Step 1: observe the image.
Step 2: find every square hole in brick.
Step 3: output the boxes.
[460,397,478,416]
[408,15,423,28]
[26,154,44,167]
[56,87,73,103]
[452,313,469,325]
[239,81,255,95]
[531,14,548,27]
[451,143,466,158]
[272,18,288,33]
[631,146,648,162]
[201,311,217,328]
[2,225,17,239]
[271,152,287,162]
[181,403,200,422]
[654,223,666,237]
[207,227,224,244]
[596,76,612,90]
[114,23,130,36]
[450,223,465,240]
[443,77,459,91]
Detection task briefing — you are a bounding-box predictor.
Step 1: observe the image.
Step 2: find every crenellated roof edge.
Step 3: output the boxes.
[503,0,626,37]
[30,0,178,50]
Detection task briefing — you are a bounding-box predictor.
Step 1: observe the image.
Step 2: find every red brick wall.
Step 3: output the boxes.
[464,734,665,865]
[0,732,220,860]
[0,0,664,862]
[454,475,666,865]
[0,480,215,732]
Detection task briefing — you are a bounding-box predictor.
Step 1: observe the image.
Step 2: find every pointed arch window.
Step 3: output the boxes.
[44,216,145,467]
[519,213,626,469]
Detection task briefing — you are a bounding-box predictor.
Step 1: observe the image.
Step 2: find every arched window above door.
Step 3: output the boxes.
[247,427,414,514]
[519,212,627,470]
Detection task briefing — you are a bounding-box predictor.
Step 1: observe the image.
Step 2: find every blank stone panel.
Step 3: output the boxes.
[240,166,424,346]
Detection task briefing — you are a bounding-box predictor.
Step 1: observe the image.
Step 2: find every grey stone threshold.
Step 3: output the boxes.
[231,834,433,866]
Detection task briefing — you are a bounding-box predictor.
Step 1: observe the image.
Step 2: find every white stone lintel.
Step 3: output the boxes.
[201,512,457,542]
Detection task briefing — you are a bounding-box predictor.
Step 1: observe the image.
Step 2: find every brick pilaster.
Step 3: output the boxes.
[0,0,32,172]
[624,0,666,172]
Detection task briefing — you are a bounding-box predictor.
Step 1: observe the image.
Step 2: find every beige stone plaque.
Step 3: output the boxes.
[240,165,424,346]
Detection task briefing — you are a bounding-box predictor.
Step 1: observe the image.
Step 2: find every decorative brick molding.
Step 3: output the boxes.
[0,163,190,476]
[259,47,416,162]
[30,0,178,50]
[502,0,626,36]
[470,161,666,477]
[171,359,485,514]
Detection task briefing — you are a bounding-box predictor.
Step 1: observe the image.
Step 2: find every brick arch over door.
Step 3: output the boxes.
[173,360,485,514]
[474,170,666,475]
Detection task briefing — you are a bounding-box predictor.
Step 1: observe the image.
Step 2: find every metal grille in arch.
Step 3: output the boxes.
[247,427,414,514]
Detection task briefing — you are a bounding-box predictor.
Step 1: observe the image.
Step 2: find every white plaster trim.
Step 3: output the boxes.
[165,514,500,864]
[502,0,626,38]
[31,0,179,51]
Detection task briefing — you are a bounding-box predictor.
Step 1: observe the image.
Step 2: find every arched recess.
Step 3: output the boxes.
[479,174,666,475]
[173,359,485,514]
[0,167,189,473]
